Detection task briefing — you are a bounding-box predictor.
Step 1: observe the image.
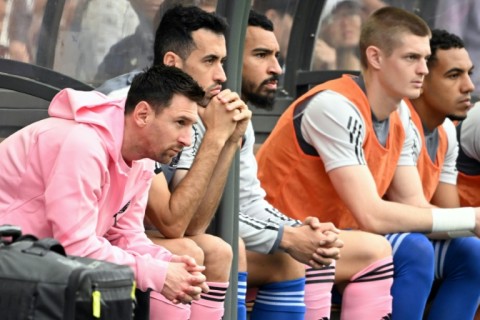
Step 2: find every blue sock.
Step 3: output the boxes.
[386,233,434,320]
[250,277,306,320]
[428,237,480,320]
[237,272,247,320]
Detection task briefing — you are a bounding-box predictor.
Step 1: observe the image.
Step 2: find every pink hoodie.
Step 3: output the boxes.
[0,88,172,294]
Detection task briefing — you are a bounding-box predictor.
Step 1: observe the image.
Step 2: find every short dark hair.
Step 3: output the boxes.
[153,5,228,65]
[125,65,205,114]
[428,29,465,68]
[248,10,274,31]
[153,0,218,28]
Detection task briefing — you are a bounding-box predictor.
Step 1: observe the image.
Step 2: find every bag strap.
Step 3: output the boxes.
[0,224,22,242]
[22,238,66,257]
[0,224,66,256]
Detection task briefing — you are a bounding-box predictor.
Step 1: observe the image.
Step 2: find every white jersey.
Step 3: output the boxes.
[459,103,480,162]
[408,115,458,185]
[300,90,416,173]
[179,118,300,254]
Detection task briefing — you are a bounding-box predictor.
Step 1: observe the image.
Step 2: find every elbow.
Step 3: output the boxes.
[162,227,186,239]
[155,218,188,239]
[184,226,208,237]
[351,199,389,234]
[150,221,186,239]
[355,214,386,235]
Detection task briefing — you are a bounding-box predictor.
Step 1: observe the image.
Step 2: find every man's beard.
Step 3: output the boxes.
[242,76,279,110]
[447,113,467,122]
[244,90,276,110]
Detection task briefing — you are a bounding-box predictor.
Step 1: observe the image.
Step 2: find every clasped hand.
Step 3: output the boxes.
[283,217,344,269]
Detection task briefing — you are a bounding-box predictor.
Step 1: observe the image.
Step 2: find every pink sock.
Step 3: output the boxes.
[149,290,190,320]
[190,281,229,320]
[304,262,336,320]
[341,257,393,320]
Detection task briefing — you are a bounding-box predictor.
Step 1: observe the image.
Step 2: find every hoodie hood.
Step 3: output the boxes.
[48,88,126,162]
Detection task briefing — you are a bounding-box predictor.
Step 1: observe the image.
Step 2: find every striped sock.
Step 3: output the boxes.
[341,257,394,320]
[305,262,336,320]
[237,272,248,320]
[190,281,228,320]
[251,277,306,320]
[386,233,434,319]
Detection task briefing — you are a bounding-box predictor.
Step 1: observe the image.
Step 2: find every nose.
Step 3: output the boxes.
[214,64,227,84]
[179,127,193,147]
[462,74,475,93]
[269,57,283,75]
[418,59,429,76]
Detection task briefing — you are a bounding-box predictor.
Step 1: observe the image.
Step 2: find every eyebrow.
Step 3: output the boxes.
[203,54,227,61]
[177,114,198,123]
[252,47,280,57]
[203,54,219,60]
[252,48,274,54]
[406,52,424,58]
[444,66,474,76]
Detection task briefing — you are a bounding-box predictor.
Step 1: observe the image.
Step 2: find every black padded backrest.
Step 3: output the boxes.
[0,58,94,139]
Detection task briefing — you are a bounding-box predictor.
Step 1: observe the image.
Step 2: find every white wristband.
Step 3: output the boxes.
[431,207,476,233]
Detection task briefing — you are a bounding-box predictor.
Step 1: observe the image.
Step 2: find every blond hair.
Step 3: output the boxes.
[359,6,431,69]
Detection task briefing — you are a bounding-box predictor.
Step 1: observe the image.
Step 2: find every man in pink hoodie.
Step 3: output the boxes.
[0,65,251,318]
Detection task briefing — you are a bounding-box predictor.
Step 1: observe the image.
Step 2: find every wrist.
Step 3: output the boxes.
[202,130,227,150]
[279,225,294,253]
[270,224,285,253]
[224,138,241,150]
[431,207,475,233]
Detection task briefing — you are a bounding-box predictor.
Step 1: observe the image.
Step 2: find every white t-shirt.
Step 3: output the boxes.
[300,90,416,173]
[460,103,480,162]
[179,118,300,254]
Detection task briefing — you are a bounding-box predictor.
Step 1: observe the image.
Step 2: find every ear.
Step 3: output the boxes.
[132,101,152,128]
[163,51,183,68]
[366,45,382,70]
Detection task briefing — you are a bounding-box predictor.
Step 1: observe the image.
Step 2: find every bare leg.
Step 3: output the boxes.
[246,250,304,287]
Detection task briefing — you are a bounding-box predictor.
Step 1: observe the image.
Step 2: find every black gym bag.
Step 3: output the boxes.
[0,225,149,320]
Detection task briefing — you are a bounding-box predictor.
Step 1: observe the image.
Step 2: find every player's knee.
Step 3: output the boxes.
[396,233,434,265]
[195,235,232,281]
[450,237,480,280]
[176,238,205,265]
[199,234,233,263]
[353,232,392,265]
[213,236,233,264]
[393,233,434,286]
